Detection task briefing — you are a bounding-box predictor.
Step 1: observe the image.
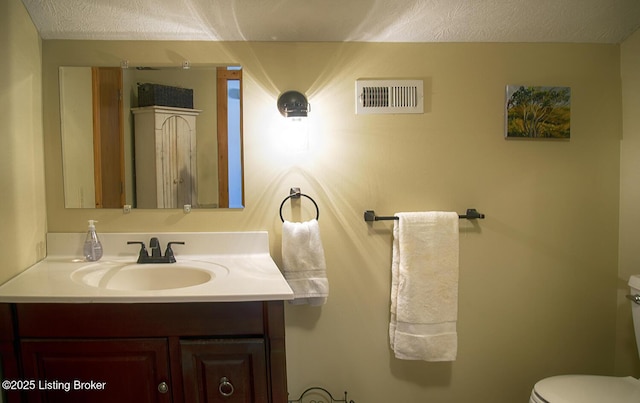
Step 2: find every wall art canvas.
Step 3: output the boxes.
[505,86,571,139]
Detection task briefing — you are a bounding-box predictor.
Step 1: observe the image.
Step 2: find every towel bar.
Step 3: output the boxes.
[364,209,485,222]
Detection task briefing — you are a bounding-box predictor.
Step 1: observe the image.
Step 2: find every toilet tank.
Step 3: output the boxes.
[629,275,640,358]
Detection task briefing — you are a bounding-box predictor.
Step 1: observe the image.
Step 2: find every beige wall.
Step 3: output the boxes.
[39,40,624,402]
[0,0,47,283]
[618,29,640,376]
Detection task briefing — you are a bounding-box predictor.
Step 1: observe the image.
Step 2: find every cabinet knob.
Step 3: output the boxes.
[218,377,234,397]
[157,381,169,394]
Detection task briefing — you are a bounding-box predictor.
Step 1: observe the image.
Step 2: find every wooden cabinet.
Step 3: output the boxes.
[21,339,171,403]
[1,302,286,403]
[0,304,20,403]
[132,106,201,208]
[181,339,268,403]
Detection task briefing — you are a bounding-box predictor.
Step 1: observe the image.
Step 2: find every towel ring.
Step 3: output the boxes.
[279,191,320,222]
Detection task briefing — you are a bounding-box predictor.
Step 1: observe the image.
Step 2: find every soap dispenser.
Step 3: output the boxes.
[83,220,103,261]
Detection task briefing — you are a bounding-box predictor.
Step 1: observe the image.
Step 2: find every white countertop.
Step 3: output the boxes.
[0,232,294,303]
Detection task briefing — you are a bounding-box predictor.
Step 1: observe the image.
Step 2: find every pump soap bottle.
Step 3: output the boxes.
[83,220,103,261]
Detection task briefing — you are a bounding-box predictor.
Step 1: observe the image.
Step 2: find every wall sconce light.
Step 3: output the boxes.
[277,91,310,153]
[277,90,310,117]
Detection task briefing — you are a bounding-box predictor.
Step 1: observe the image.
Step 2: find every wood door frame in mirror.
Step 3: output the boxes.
[216,68,243,209]
[91,67,125,208]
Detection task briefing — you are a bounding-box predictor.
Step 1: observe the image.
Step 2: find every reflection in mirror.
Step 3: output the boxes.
[59,65,243,209]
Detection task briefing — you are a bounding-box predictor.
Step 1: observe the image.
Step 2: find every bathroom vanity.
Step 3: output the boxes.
[0,301,285,402]
[0,232,293,402]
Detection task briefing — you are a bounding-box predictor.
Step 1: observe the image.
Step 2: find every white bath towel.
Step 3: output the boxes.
[390,212,459,361]
[282,219,329,306]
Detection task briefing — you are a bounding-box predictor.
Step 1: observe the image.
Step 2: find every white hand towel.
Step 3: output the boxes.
[282,219,329,306]
[390,212,459,361]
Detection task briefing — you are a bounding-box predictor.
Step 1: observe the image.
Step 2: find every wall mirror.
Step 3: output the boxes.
[59,64,244,209]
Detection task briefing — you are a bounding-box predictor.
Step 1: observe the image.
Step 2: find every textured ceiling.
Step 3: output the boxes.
[21,0,640,43]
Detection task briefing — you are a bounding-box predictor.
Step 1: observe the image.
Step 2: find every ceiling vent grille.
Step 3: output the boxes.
[356,79,423,114]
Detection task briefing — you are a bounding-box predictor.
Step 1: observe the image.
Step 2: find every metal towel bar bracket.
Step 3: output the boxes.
[364,209,485,222]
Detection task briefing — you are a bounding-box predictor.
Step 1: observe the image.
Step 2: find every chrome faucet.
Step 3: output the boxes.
[127,238,185,264]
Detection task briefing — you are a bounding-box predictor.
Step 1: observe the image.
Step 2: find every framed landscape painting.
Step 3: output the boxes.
[505,86,571,139]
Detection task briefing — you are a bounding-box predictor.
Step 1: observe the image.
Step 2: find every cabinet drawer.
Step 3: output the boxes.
[16,302,264,338]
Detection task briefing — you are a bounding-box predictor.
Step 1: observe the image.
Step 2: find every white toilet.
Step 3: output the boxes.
[530,274,640,403]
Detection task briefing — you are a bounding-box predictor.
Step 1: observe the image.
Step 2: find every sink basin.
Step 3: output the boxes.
[72,261,227,291]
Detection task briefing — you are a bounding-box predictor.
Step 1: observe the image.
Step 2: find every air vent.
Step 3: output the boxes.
[356,79,424,114]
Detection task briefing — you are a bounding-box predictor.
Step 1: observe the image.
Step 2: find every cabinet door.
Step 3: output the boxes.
[160,115,194,208]
[0,342,20,403]
[0,304,20,402]
[181,339,268,403]
[21,339,172,403]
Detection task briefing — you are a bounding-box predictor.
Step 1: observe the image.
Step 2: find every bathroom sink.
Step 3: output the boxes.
[71,261,226,291]
[0,232,294,303]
